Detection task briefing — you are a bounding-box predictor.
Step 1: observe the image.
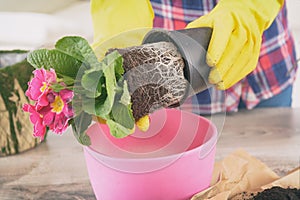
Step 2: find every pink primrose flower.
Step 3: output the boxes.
[26,68,57,106]
[40,89,74,135]
[22,103,47,140]
[24,68,74,138]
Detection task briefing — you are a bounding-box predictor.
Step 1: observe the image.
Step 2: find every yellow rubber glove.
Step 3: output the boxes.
[186,0,284,90]
[90,0,153,132]
[90,0,154,54]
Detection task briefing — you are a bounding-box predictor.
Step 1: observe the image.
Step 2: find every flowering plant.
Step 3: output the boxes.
[23,36,136,145]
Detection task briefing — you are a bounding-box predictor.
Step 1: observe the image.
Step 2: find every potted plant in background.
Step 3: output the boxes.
[0,50,45,156]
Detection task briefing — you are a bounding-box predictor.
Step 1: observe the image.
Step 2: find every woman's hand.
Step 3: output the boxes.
[186,0,283,90]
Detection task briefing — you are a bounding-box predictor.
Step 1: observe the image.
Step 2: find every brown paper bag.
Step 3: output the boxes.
[191,149,299,200]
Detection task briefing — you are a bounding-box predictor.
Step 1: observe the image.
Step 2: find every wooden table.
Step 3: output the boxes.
[1,108,299,199]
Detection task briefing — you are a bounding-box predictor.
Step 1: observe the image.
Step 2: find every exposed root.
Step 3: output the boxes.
[112,42,187,120]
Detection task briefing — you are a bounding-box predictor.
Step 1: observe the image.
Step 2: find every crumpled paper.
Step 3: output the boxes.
[191,149,299,200]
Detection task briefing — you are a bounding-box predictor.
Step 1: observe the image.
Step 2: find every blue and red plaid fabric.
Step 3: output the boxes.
[150,0,298,114]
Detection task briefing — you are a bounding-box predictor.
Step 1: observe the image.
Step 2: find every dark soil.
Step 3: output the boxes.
[231,186,300,200]
[109,42,187,120]
[252,186,300,200]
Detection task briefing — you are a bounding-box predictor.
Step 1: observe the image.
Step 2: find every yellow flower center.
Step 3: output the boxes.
[51,96,64,114]
[40,82,47,92]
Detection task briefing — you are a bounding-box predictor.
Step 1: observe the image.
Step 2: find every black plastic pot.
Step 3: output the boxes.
[142,27,212,101]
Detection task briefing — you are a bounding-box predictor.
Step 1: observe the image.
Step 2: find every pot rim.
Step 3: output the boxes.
[84,110,218,162]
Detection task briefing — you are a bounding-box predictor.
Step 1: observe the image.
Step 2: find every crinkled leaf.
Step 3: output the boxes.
[71,111,92,146]
[55,36,101,69]
[27,49,82,78]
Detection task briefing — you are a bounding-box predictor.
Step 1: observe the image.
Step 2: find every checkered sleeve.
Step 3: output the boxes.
[150,0,298,114]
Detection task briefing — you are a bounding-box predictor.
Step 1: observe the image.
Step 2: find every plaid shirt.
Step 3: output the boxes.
[150,0,298,114]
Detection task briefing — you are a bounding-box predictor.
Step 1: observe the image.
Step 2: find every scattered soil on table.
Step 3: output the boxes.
[109,42,188,120]
[252,186,300,200]
[231,186,300,200]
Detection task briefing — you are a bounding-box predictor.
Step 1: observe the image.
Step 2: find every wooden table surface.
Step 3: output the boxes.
[1,108,300,200]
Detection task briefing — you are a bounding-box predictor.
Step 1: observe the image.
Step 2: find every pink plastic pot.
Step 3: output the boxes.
[83,108,218,200]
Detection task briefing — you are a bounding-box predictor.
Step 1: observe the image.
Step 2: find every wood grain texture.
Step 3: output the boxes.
[0,108,299,199]
[214,108,300,176]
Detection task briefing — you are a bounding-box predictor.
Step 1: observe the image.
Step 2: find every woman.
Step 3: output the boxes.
[91,0,298,115]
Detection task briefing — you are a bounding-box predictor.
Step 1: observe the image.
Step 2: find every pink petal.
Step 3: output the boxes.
[23,104,41,124]
[59,89,74,102]
[63,104,74,118]
[23,97,48,140]
[51,114,69,134]
[26,79,43,100]
[38,105,52,116]
[48,68,57,82]
[43,112,55,126]
[33,120,47,141]
[30,77,43,87]
[33,69,45,81]
[37,92,49,106]
[22,103,30,112]
[29,112,41,124]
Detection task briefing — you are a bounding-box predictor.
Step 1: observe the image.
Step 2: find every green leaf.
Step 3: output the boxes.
[82,94,107,118]
[89,54,119,117]
[106,119,133,138]
[99,66,115,112]
[81,69,103,97]
[119,80,131,105]
[27,37,136,140]
[71,111,92,146]
[80,50,135,138]
[59,75,75,86]
[112,52,124,76]
[104,50,124,77]
[111,101,134,129]
[72,84,100,98]
[27,49,83,78]
[55,36,101,69]
[50,83,65,92]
